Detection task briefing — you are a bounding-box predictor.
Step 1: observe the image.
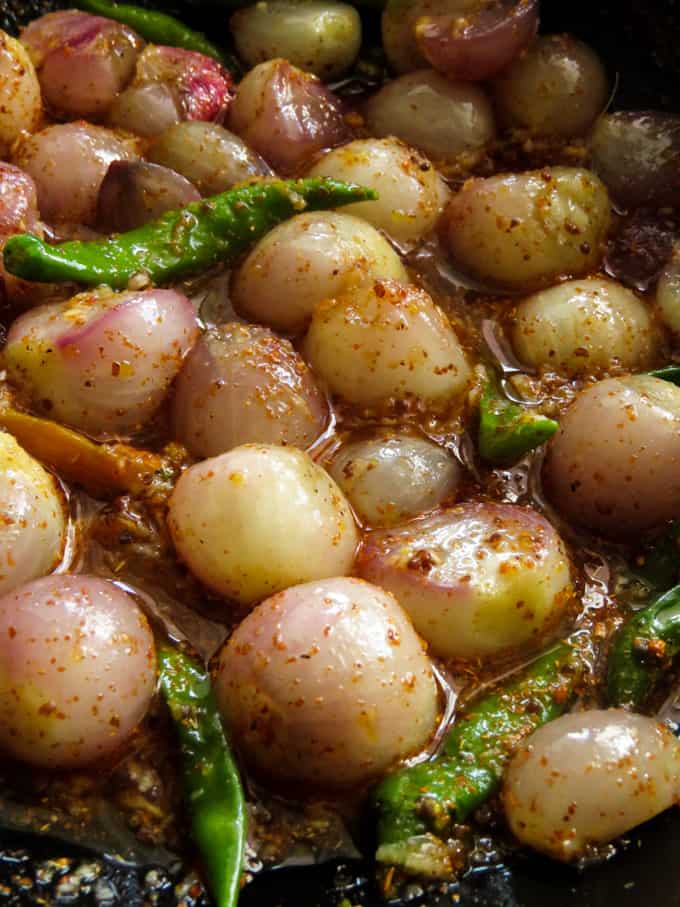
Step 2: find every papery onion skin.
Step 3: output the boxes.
[4,288,199,438]
[0,575,156,769]
[21,10,143,120]
[171,322,328,458]
[13,123,139,225]
[0,432,67,595]
[656,258,680,336]
[504,710,680,862]
[229,59,350,176]
[591,111,680,209]
[363,70,495,161]
[329,433,461,527]
[214,576,439,788]
[416,0,539,82]
[356,502,572,659]
[304,278,471,410]
[231,0,362,80]
[445,167,611,292]
[493,34,608,137]
[149,121,272,196]
[0,31,42,157]
[511,277,658,377]
[543,376,680,538]
[168,444,359,605]
[308,138,449,249]
[231,210,407,332]
[96,160,200,233]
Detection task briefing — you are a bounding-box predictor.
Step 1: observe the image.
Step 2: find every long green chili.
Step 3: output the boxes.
[74,0,235,66]
[3,178,377,289]
[607,583,680,710]
[478,378,558,465]
[373,642,582,877]
[158,646,246,907]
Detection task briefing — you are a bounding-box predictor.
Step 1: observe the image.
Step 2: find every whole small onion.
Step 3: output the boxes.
[0,31,42,157]
[511,277,657,377]
[13,123,139,225]
[21,10,142,120]
[97,160,200,232]
[363,70,495,162]
[0,575,156,768]
[4,287,199,438]
[329,432,461,527]
[416,0,538,82]
[382,0,537,79]
[357,503,572,659]
[168,444,359,605]
[543,376,680,538]
[304,279,470,410]
[445,167,611,292]
[231,0,361,79]
[214,577,439,787]
[656,257,680,335]
[231,210,407,332]
[229,59,349,176]
[591,111,680,209]
[172,322,328,458]
[0,162,41,241]
[504,710,680,861]
[308,138,449,249]
[110,44,234,137]
[0,432,67,595]
[149,121,272,196]
[492,35,609,137]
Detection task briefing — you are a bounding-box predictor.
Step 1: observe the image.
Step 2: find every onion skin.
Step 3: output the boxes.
[21,10,142,120]
[171,322,328,458]
[149,121,272,196]
[445,167,611,292]
[543,376,680,538]
[304,278,470,410]
[96,160,200,233]
[504,710,680,862]
[214,577,439,788]
[493,34,608,137]
[363,70,495,162]
[329,432,461,527]
[167,444,360,605]
[591,111,680,209]
[231,0,362,80]
[356,502,572,659]
[0,163,41,241]
[416,0,538,82]
[231,210,407,332]
[308,138,449,249]
[0,575,156,769]
[108,81,181,138]
[229,59,350,176]
[511,277,658,377]
[12,123,139,226]
[4,287,199,439]
[0,432,67,595]
[0,31,42,157]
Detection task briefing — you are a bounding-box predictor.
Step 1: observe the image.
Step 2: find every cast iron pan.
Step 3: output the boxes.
[1,1,679,904]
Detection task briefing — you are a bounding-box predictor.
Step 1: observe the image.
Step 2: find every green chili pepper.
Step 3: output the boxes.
[3,178,377,289]
[607,583,680,710]
[74,0,235,66]
[478,378,558,465]
[158,646,246,907]
[648,364,680,386]
[628,521,680,601]
[373,642,582,877]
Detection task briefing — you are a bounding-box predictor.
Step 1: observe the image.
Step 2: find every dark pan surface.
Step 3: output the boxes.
[1,1,680,904]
